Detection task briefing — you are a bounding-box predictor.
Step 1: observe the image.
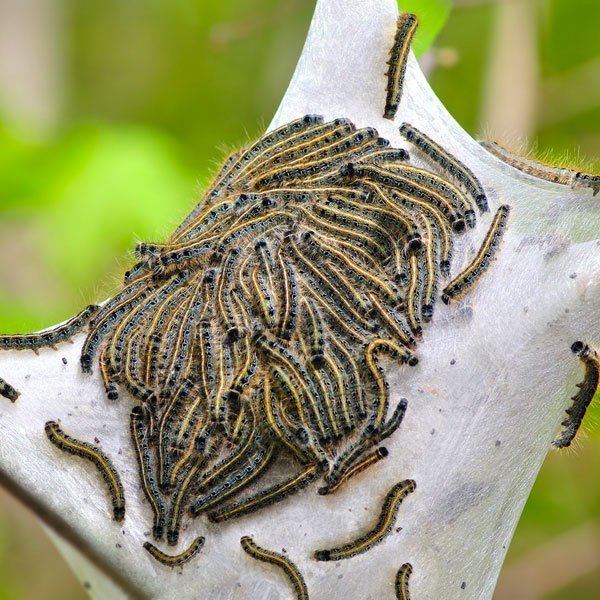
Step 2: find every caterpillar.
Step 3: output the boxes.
[130,407,166,539]
[395,562,413,599]
[384,14,419,120]
[318,447,389,495]
[189,441,276,517]
[399,123,488,212]
[0,305,99,353]
[314,479,416,561]
[553,341,599,448]
[324,399,408,493]
[49,113,509,559]
[480,140,600,195]
[240,535,309,600]
[44,421,125,521]
[0,376,20,402]
[143,535,205,567]
[208,463,322,524]
[442,205,510,304]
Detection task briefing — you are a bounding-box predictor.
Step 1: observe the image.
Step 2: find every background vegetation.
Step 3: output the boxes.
[0,0,597,598]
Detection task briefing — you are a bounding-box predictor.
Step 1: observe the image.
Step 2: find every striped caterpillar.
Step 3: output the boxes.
[144,536,205,567]
[241,536,308,600]
[314,479,416,561]
[395,562,413,599]
[0,305,99,353]
[480,140,600,195]
[44,421,125,521]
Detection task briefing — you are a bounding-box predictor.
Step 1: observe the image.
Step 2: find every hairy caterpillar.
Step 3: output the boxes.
[44,421,125,521]
[240,536,309,600]
[143,536,205,567]
[384,14,419,120]
[314,479,416,561]
[553,341,599,448]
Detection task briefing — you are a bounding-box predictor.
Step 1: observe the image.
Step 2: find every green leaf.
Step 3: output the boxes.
[398,0,452,56]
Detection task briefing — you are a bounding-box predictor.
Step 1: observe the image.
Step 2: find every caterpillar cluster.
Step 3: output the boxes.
[143,535,205,567]
[0,12,516,585]
[72,105,501,548]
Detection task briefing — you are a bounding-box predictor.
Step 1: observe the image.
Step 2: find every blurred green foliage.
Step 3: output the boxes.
[0,0,597,598]
[400,0,452,56]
